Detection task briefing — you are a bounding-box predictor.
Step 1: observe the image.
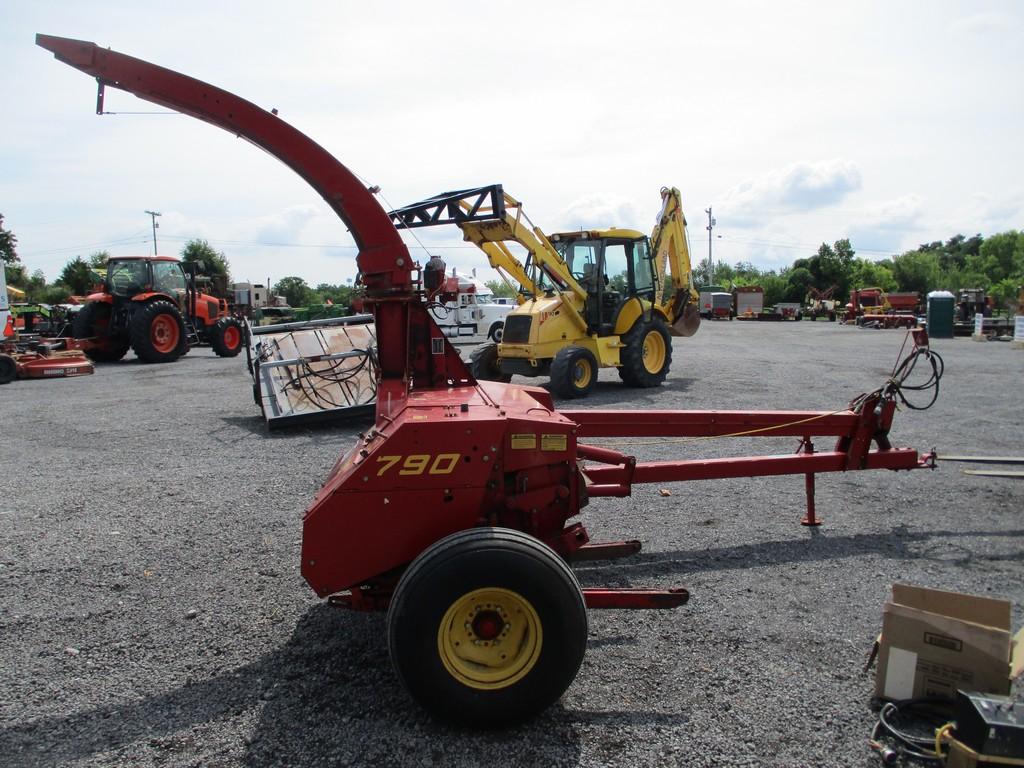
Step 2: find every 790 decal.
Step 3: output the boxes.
[376,453,461,477]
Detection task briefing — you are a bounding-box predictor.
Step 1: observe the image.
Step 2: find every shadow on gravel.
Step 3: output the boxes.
[243,606,584,768]
[545,377,697,409]
[572,527,1024,582]
[219,413,372,439]
[0,605,584,767]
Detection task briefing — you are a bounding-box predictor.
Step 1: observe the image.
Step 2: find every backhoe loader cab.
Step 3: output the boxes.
[486,227,674,399]
[549,230,656,335]
[73,256,244,364]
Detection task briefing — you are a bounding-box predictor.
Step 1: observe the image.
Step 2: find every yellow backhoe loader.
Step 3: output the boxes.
[389,185,700,398]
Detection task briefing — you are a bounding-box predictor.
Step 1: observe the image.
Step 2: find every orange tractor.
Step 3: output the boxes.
[73,256,244,363]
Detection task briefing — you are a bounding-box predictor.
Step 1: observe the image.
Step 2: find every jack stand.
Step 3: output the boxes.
[799,438,822,526]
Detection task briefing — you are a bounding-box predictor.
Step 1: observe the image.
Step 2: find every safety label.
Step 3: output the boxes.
[541,434,567,452]
[510,433,537,450]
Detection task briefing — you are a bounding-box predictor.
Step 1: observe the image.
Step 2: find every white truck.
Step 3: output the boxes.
[0,264,10,337]
[429,275,512,341]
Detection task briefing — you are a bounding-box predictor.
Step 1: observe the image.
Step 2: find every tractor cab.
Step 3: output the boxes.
[105,257,188,304]
[550,230,656,335]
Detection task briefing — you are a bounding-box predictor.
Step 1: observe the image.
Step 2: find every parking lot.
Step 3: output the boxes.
[1,320,1021,767]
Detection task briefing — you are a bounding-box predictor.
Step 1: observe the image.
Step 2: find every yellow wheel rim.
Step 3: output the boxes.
[642,330,666,374]
[437,587,542,691]
[572,357,593,390]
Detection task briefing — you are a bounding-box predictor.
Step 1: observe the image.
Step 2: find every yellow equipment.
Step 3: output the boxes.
[389,185,700,398]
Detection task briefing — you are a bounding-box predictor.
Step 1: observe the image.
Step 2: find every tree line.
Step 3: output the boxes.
[699,231,1023,310]
[3,212,1021,311]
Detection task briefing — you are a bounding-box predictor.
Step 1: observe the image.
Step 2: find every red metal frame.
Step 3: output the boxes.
[39,35,937,613]
[2,336,94,380]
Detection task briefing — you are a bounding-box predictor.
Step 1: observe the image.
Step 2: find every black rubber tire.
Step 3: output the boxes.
[387,527,587,728]
[618,317,673,387]
[0,354,16,384]
[487,322,504,343]
[469,342,511,383]
[130,300,187,364]
[71,302,129,363]
[211,316,244,357]
[549,345,598,399]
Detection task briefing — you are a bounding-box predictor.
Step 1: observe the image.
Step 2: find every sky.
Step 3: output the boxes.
[2,1,1022,289]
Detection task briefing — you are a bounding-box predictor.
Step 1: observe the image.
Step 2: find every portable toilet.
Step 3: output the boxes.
[926,290,955,338]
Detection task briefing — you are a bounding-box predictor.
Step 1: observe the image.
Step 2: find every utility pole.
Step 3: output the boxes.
[145,210,161,255]
[705,207,716,284]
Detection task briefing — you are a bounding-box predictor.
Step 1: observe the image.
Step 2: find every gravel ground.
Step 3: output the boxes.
[1,321,1021,767]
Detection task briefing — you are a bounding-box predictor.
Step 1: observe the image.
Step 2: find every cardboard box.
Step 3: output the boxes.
[875,584,1024,700]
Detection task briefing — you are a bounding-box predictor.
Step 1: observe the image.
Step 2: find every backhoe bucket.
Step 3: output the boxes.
[670,302,701,337]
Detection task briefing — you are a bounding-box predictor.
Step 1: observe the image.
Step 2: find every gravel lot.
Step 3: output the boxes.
[1,321,1021,767]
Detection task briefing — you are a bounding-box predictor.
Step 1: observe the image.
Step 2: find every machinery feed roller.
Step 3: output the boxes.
[39,35,939,727]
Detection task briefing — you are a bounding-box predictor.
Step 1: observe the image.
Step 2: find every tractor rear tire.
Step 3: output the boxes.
[618,317,672,388]
[387,527,588,728]
[72,303,130,363]
[469,342,511,383]
[130,300,187,364]
[549,345,598,399]
[211,316,244,357]
[0,354,16,384]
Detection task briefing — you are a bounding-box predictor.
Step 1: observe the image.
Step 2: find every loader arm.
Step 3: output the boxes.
[389,185,590,332]
[650,187,700,336]
[458,216,589,334]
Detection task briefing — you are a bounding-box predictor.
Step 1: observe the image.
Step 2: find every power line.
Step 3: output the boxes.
[19,226,903,264]
[19,231,152,258]
[158,234,480,250]
[718,234,899,256]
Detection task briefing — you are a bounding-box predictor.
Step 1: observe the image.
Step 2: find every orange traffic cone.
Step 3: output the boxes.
[2,313,14,338]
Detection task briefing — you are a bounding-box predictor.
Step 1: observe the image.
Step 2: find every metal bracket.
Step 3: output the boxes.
[389,185,506,229]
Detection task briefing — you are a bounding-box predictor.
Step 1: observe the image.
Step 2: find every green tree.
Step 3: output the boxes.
[273,276,314,307]
[0,214,18,264]
[4,263,27,287]
[760,270,789,306]
[850,258,897,292]
[989,278,1021,312]
[484,279,516,299]
[970,230,1023,283]
[24,269,48,301]
[60,256,97,295]
[88,250,110,268]
[936,234,983,271]
[785,266,814,302]
[40,283,73,304]
[804,239,855,296]
[180,239,230,281]
[313,282,356,307]
[891,250,942,294]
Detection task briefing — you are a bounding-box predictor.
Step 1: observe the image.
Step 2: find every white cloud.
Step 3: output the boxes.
[963,192,1023,233]
[255,204,320,244]
[843,195,924,255]
[949,11,1018,36]
[555,195,645,233]
[859,195,924,231]
[715,160,863,227]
